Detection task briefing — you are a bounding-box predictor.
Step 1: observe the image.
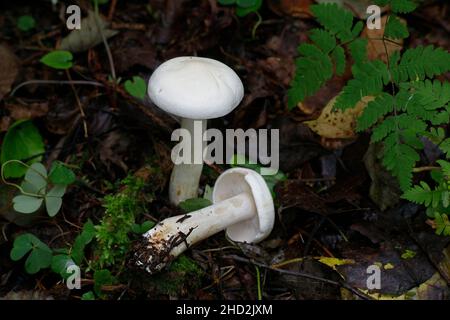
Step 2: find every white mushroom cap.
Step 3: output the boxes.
[148,56,244,119]
[212,168,275,243]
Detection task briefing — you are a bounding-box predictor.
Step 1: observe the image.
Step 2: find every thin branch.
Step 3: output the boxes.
[10,80,104,96]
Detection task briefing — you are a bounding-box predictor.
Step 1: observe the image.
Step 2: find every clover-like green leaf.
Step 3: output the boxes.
[40,50,73,70]
[49,161,76,185]
[10,233,52,274]
[13,195,43,214]
[124,76,147,99]
[24,162,48,194]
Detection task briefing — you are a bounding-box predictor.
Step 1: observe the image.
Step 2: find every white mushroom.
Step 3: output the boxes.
[132,168,275,274]
[148,56,244,205]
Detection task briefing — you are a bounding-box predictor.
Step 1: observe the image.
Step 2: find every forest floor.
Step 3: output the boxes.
[0,0,449,300]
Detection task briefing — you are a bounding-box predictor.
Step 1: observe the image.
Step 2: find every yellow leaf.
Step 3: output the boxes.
[305,96,374,139]
[317,257,355,271]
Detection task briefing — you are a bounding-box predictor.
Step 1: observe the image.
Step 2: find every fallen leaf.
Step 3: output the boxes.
[267,0,313,17]
[316,0,386,19]
[0,44,19,101]
[60,11,118,53]
[5,102,48,120]
[305,96,374,139]
[317,257,355,271]
[361,15,404,63]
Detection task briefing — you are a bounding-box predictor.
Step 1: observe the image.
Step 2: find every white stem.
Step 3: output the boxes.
[134,192,256,273]
[169,118,207,205]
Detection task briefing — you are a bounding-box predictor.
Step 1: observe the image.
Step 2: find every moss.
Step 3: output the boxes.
[147,255,204,296]
[92,175,146,270]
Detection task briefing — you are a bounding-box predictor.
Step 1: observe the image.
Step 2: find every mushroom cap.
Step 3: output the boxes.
[212,168,275,243]
[148,56,244,119]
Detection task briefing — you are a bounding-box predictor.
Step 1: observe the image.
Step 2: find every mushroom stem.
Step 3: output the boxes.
[169,118,207,205]
[134,192,256,273]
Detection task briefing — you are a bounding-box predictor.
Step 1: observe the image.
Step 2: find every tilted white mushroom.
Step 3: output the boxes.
[148,56,244,205]
[132,168,275,274]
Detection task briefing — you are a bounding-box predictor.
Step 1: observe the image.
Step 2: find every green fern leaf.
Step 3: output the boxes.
[437,160,450,177]
[309,29,336,54]
[332,46,346,76]
[383,133,420,191]
[391,46,450,83]
[310,4,354,42]
[439,138,450,158]
[288,44,333,109]
[335,60,390,110]
[402,181,442,208]
[349,38,368,64]
[384,15,409,39]
[390,0,417,14]
[435,213,450,236]
[356,93,394,132]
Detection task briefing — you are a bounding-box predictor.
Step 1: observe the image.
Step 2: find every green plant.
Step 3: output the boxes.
[2,161,76,217]
[287,1,450,233]
[10,233,52,274]
[40,50,73,70]
[218,0,262,17]
[93,175,146,269]
[1,120,45,178]
[124,76,147,99]
[17,15,35,32]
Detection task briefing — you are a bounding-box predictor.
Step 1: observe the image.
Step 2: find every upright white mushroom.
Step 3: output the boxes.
[132,168,275,274]
[148,56,244,205]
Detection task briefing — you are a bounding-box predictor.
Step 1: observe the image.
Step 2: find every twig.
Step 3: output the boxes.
[412,166,440,173]
[225,254,373,300]
[65,70,88,138]
[10,80,104,96]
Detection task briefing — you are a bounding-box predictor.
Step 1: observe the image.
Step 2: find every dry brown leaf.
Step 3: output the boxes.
[362,15,404,62]
[60,11,118,53]
[267,0,313,17]
[5,102,48,120]
[316,0,386,19]
[305,96,374,139]
[0,44,19,101]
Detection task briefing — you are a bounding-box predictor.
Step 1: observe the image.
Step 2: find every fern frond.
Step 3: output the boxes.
[383,133,420,191]
[310,4,354,42]
[371,114,427,143]
[348,38,368,64]
[332,46,345,75]
[356,93,394,132]
[384,15,409,39]
[390,0,417,14]
[287,44,333,109]
[437,160,450,177]
[439,138,450,158]
[391,46,450,83]
[402,181,443,208]
[335,60,390,110]
[309,29,336,54]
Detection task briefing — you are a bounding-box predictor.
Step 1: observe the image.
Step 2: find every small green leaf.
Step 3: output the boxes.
[218,0,236,5]
[72,220,95,265]
[236,0,262,16]
[10,234,34,261]
[51,255,75,279]
[179,198,212,213]
[81,291,96,300]
[401,249,416,259]
[17,15,35,32]
[13,195,43,214]
[25,247,52,274]
[45,195,63,217]
[47,184,67,198]
[1,120,45,178]
[10,234,52,274]
[132,221,155,234]
[93,269,115,296]
[124,76,147,99]
[24,163,48,193]
[40,50,73,70]
[49,161,76,185]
